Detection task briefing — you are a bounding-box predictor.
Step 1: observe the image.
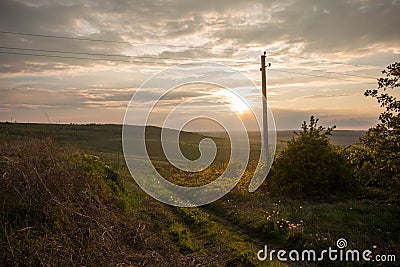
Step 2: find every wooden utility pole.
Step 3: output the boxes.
[260,52,270,156]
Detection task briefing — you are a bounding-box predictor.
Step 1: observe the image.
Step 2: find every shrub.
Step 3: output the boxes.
[349,62,400,202]
[267,116,354,200]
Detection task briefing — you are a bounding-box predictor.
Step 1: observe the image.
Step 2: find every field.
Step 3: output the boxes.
[1,123,398,266]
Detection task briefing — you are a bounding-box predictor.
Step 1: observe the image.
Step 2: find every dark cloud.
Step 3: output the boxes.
[217,0,400,54]
[0,0,398,128]
[0,87,137,110]
[1,0,398,70]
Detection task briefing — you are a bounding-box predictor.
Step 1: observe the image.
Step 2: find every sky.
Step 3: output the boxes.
[0,0,399,131]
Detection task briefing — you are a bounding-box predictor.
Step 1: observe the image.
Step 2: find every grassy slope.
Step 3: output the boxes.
[0,125,283,266]
[0,137,190,266]
[1,123,398,266]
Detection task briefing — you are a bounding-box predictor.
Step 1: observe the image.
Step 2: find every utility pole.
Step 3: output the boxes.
[260,52,270,158]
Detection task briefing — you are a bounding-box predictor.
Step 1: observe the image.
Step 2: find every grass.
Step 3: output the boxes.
[0,136,286,266]
[0,137,190,266]
[0,123,398,266]
[172,207,285,266]
[207,192,399,265]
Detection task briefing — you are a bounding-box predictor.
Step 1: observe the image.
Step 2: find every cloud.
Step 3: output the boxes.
[290,93,352,101]
[1,0,399,71]
[0,87,133,109]
[271,107,378,130]
[216,0,400,57]
[0,0,398,129]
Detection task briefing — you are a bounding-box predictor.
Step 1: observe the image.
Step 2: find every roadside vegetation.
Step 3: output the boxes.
[0,137,188,266]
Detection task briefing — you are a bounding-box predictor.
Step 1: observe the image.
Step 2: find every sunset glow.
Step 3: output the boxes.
[0,0,399,130]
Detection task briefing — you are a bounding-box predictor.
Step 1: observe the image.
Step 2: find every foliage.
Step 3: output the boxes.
[349,62,400,201]
[267,116,354,200]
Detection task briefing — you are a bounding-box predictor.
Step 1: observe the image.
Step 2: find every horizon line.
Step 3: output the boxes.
[0,121,369,132]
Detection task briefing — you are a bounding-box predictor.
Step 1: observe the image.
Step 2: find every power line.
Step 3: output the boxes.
[0,51,156,64]
[0,30,130,44]
[0,50,250,67]
[0,45,236,63]
[0,50,252,67]
[1,30,385,70]
[0,45,139,58]
[0,30,238,53]
[223,57,380,80]
[1,30,384,70]
[0,50,379,84]
[297,67,375,80]
[0,46,379,81]
[270,62,376,79]
[270,68,377,85]
[284,54,382,69]
[0,49,238,69]
[0,30,382,83]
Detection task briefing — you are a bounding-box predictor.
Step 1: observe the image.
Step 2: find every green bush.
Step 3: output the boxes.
[267,116,355,200]
[349,62,400,202]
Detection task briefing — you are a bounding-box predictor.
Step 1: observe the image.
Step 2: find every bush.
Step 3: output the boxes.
[349,62,400,202]
[267,116,355,200]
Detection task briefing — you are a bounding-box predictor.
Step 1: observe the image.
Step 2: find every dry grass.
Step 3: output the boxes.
[0,137,185,266]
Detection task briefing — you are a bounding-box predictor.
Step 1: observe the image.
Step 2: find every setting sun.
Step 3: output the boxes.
[215,89,250,115]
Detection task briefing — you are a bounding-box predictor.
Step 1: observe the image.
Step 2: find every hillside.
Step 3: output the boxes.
[0,137,197,266]
[1,123,398,266]
[0,123,364,164]
[0,130,282,266]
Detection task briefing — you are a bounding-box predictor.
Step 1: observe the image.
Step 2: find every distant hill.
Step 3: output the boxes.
[0,123,365,165]
[0,123,210,153]
[275,130,365,147]
[201,130,365,150]
[0,123,230,164]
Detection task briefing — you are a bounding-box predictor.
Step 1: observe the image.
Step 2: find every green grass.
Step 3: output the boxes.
[0,137,197,265]
[207,193,399,265]
[1,123,398,266]
[0,122,123,153]
[173,207,285,266]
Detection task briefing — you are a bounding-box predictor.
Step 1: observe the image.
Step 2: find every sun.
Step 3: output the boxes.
[216,89,250,115]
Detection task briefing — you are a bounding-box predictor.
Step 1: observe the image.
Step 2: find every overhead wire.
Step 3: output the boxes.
[0,30,239,53]
[282,54,383,69]
[270,68,376,85]
[0,30,384,69]
[0,45,379,82]
[0,51,156,64]
[0,45,238,63]
[0,30,381,84]
[0,50,379,84]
